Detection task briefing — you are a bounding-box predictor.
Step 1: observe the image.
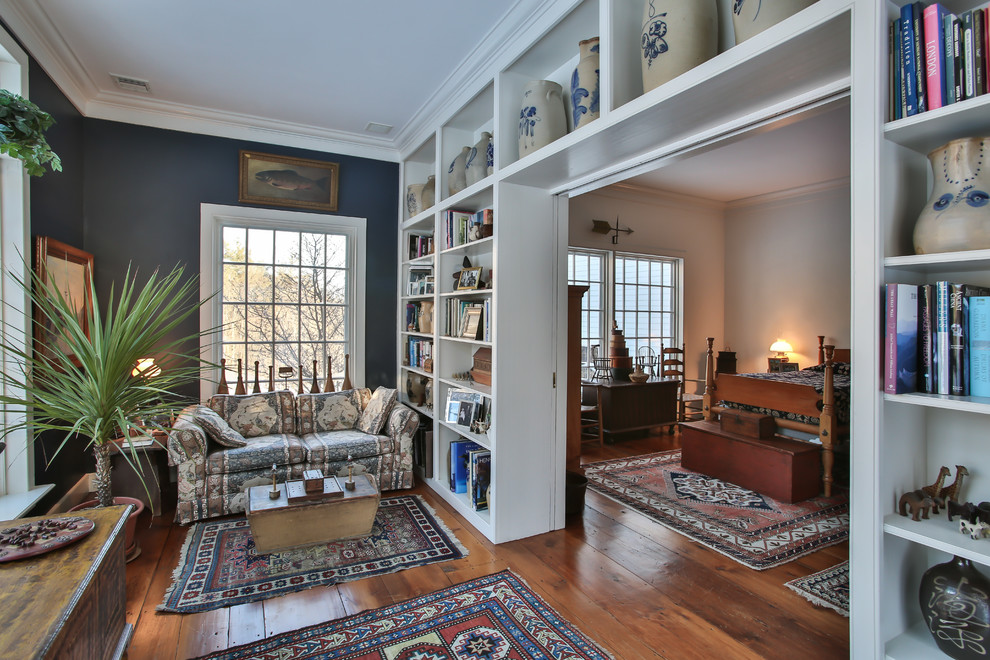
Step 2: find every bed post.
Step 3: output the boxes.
[817,335,825,365]
[820,344,836,497]
[702,337,716,421]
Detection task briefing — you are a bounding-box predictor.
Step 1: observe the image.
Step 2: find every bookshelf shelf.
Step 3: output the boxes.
[885,248,990,272]
[884,621,943,659]
[440,336,492,347]
[427,477,492,530]
[437,420,491,450]
[399,397,434,420]
[439,236,494,256]
[400,364,432,379]
[884,94,990,154]
[884,391,990,414]
[437,377,491,398]
[884,513,990,565]
[403,255,434,267]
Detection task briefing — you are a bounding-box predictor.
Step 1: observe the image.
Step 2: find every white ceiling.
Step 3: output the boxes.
[0,0,850,200]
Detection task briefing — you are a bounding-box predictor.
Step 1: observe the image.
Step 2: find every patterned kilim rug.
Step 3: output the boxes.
[786,560,850,617]
[194,570,612,660]
[584,451,848,570]
[159,495,467,613]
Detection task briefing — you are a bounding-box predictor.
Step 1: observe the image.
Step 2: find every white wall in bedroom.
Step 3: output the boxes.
[723,182,852,374]
[567,185,726,382]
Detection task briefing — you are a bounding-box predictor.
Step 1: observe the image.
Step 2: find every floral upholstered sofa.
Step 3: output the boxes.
[166,387,417,524]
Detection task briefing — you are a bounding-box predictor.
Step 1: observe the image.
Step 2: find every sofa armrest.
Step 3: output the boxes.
[166,415,208,467]
[385,402,418,456]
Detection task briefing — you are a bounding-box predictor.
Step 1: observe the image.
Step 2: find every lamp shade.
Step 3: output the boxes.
[769,340,793,354]
[132,357,161,378]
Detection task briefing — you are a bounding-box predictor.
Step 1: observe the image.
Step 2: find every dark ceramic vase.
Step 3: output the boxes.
[919,555,990,659]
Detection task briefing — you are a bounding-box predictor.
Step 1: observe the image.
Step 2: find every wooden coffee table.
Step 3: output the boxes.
[246,473,380,554]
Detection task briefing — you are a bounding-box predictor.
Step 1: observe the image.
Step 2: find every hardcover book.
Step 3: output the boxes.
[924,3,949,109]
[963,10,976,99]
[449,439,482,494]
[467,449,491,511]
[902,3,920,115]
[949,283,990,395]
[944,11,958,106]
[971,296,990,397]
[912,2,928,112]
[885,283,918,394]
[936,281,951,394]
[918,283,936,393]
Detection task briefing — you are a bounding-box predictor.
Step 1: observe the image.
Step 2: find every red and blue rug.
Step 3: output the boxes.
[584,451,848,570]
[786,560,850,616]
[159,495,467,613]
[195,570,612,660]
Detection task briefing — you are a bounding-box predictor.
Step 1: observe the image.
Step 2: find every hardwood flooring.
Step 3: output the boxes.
[124,433,849,659]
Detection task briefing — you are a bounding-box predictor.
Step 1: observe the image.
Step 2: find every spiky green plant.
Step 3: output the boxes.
[0,262,213,510]
[0,89,61,177]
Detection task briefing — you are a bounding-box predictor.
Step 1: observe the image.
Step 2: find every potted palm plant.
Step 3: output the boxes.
[0,261,211,557]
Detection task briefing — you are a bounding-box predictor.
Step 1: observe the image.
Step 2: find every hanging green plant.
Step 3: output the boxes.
[0,89,61,176]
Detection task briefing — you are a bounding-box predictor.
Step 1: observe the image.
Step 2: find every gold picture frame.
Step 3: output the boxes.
[33,236,94,369]
[238,150,339,212]
[460,307,483,339]
[456,267,482,290]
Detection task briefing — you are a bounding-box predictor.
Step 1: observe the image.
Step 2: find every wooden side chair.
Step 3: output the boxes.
[590,344,611,381]
[580,381,604,448]
[661,343,704,422]
[636,345,658,377]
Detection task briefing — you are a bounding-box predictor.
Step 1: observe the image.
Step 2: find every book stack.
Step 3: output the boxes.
[890,2,990,121]
[884,281,990,396]
[407,233,433,260]
[444,208,494,249]
[445,299,489,340]
[406,336,433,370]
[448,438,490,510]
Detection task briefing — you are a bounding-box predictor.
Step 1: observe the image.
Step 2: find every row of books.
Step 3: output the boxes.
[890,2,990,121]
[449,438,490,511]
[444,299,490,341]
[408,233,434,261]
[884,281,990,397]
[444,208,493,249]
[405,336,433,371]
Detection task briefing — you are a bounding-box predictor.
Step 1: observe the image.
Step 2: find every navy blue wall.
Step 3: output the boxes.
[25,66,399,515]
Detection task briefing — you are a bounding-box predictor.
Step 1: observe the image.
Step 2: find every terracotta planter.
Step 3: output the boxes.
[70,496,145,562]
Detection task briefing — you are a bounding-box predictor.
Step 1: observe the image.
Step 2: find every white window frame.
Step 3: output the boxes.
[200,204,366,401]
[0,25,53,519]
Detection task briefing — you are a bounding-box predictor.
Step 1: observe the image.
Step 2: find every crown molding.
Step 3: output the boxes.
[588,182,728,212]
[725,176,851,210]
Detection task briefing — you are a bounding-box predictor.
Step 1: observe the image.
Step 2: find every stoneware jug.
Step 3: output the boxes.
[919,555,990,659]
[518,80,567,156]
[732,0,816,44]
[421,175,435,210]
[641,0,718,94]
[465,132,492,186]
[447,146,470,196]
[570,37,600,131]
[914,137,990,254]
[406,183,425,217]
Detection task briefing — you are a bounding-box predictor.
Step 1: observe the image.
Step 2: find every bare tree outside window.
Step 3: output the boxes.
[222,227,349,389]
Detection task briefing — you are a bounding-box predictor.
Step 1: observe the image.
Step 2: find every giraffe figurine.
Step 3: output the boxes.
[921,466,951,513]
[938,465,970,508]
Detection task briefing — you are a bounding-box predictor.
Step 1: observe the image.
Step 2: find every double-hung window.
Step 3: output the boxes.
[200,204,366,400]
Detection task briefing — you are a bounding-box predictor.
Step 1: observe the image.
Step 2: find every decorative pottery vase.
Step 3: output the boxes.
[424,379,433,408]
[570,37,600,131]
[447,146,470,196]
[629,364,649,383]
[465,132,492,186]
[732,0,816,44]
[919,555,990,659]
[421,175,435,210]
[518,80,567,157]
[641,0,717,94]
[406,183,425,217]
[914,137,990,254]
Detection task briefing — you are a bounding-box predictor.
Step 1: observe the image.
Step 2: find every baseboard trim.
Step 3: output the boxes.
[47,473,96,514]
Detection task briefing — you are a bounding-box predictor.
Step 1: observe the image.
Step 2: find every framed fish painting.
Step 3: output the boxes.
[238,150,339,212]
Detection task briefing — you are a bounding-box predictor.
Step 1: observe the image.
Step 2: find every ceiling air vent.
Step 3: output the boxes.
[365,122,392,135]
[110,74,152,94]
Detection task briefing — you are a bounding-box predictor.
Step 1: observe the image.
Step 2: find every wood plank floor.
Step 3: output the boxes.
[124,433,849,659]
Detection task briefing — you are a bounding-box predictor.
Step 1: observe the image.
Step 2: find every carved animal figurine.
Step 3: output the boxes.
[899,490,934,521]
[977,502,990,525]
[938,465,970,506]
[947,500,979,524]
[922,466,952,513]
[960,519,990,540]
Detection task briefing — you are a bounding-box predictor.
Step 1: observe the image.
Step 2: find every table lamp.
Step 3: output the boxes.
[769,339,792,361]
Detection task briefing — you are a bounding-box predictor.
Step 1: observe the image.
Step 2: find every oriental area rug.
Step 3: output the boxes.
[584,451,848,570]
[785,560,850,617]
[193,570,613,660]
[159,495,467,614]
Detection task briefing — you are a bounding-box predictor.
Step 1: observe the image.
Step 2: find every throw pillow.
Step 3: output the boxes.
[355,386,397,435]
[297,390,362,433]
[190,405,247,448]
[209,390,296,437]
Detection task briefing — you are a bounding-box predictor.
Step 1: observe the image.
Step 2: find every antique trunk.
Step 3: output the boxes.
[681,420,821,503]
[471,347,492,386]
[719,408,775,439]
[247,474,380,553]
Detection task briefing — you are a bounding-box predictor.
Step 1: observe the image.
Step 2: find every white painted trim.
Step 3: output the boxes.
[0,484,54,521]
[199,204,367,402]
[724,176,851,210]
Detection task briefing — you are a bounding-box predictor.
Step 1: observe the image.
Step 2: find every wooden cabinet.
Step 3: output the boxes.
[0,506,132,659]
[596,379,679,437]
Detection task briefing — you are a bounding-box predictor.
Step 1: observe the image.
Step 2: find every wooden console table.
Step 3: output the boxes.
[586,378,679,438]
[0,505,133,659]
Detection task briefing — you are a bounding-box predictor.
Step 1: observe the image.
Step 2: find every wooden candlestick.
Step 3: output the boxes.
[235,358,246,395]
[252,361,261,393]
[217,358,229,394]
[310,360,320,393]
[298,365,304,394]
[268,365,274,391]
[324,356,334,392]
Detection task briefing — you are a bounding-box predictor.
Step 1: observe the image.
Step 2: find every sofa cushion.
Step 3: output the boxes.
[355,387,397,435]
[297,390,362,434]
[301,429,394,466]
[204,433,307,476]
[209,390,296,437]
[190,405,247,448]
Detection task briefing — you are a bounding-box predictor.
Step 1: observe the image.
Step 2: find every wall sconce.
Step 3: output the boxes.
[131,357,161,378]
[591,217,634,244]
[769,339,793,361]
